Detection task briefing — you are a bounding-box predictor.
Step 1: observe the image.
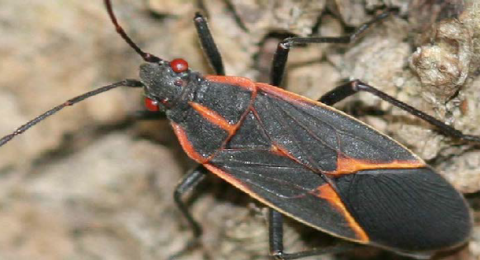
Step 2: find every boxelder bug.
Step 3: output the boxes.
[1,1,478,259]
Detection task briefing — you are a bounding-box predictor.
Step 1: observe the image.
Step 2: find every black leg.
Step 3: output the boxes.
[319,80,480,144]
[270,10,393,87]
[174,165,208,238]
[168,165,209,260]
[269,209,355,260]
[194,13,225,75]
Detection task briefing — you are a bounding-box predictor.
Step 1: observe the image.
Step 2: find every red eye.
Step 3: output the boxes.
[144,97,159,112]
[170,58,189,73]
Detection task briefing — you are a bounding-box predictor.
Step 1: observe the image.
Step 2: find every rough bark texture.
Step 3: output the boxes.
[0,0,479,259]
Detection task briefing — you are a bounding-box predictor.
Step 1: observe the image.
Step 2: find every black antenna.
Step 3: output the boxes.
[104,0,162,63]
[0,79,143,147]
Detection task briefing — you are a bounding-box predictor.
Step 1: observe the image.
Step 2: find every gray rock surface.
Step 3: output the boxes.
[0,0,479,259]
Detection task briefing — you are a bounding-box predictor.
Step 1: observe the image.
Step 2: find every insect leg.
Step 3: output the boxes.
[269,209,355,260]
[167,165,210,259]
[319,80,480,144]
[270,9,393,87]
[168,165,209,259]
[194,13,225,75]
[174,165,208,238]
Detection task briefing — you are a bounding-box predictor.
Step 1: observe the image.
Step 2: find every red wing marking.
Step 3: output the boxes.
[312,184,369,243]
[257,82,426,175]
[205,163,370,244]
[189,101,236,135]
[270,145,288,156]
[171,122,207,163]
[328,155,426,176]
[270,144,299,162]
[269,144,322,174]
[205,75,257,93]
[256,82,322,107]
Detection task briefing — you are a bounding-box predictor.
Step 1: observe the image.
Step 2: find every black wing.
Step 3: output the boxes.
[208,85,471,253]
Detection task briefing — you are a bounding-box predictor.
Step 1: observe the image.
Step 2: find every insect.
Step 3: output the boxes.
[1,1,478,259]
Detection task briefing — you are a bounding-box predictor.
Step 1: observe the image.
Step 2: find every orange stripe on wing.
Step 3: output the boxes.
[270,144,299,161]
[189,102,236,135]
[256,82,320,107]
[328,155,426,176]
[171,122,207,163]
[205,75,257,92]
[205,163,370,244]
[312,184,369,243]
[269,144,324,174]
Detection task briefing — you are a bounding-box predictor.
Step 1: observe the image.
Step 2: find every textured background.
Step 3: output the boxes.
[1,0,480,259]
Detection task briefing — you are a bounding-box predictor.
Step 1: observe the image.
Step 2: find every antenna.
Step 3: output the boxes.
[0,80,143,147]
[104,0,162,63]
